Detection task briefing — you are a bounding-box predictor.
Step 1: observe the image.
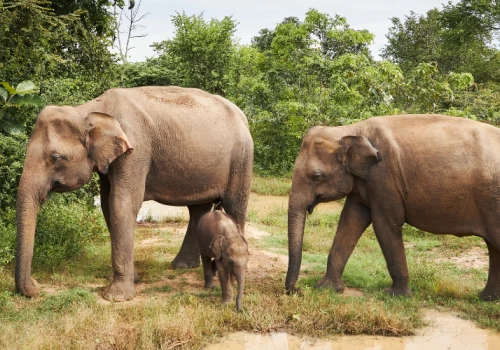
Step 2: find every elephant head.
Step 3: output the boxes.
[210,229,249,311]
[16,106,133,297]
[286,127,381,293]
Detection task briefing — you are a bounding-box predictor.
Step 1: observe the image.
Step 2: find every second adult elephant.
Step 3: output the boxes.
[16,86,253,301]
[286,114,500,300]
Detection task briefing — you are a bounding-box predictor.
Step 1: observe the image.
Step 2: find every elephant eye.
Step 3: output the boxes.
[311,173,323,182]
[50,153,66,163]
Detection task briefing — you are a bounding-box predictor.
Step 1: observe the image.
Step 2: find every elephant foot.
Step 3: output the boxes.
[171,253,200,269]
[17,277,40,298]
[222,297,233,305]
[316,276,345,293]
[102,280,136,302]
[204,281,215,289]
[479,289,500,301]
[385,286,412,297]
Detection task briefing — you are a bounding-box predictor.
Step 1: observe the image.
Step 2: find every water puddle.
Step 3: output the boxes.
[204,310,500,350]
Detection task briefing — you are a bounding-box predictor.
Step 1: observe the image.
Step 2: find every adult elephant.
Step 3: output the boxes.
[286,114,500,300]
[16,86,253,301]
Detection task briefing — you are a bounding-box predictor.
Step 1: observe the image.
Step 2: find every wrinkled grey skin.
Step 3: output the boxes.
[286,114,500,301]
[198,206,249,311]
[16,86,253,301]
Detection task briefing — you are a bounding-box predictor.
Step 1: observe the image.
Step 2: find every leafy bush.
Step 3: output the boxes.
[0,193,107,268]
[32,195,107,269]
[0,209,16,266]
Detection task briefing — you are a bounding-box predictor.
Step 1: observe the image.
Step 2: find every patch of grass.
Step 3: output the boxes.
[159,215,189,224]
[252,174,291,196]
[143,285,173,294]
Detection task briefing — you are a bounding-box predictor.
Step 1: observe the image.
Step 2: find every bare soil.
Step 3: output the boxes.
[435,246,488,270]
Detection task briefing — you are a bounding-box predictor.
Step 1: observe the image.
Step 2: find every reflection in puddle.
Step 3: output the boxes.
[205,310,500,350]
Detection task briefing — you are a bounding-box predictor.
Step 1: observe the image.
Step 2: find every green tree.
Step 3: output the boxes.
[152,12,237,95]
[381,10,442,72]
[382,1,500,83]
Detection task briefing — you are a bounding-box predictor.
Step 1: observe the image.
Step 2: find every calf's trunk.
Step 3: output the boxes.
[236,271,245,311]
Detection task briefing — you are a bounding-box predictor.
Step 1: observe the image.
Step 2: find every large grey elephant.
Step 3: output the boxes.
[286,114,500,300]
[16,86,253,301]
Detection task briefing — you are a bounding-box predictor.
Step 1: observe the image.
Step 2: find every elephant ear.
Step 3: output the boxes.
[209,235,225,260]
[339,136,382,180]
[85,112,133,174]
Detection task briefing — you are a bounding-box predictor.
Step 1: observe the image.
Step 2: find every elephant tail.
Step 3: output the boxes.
[214,201,224,211]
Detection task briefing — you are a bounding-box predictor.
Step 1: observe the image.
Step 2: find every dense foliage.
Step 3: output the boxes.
[0,0,116,266]
[2,0,500,265]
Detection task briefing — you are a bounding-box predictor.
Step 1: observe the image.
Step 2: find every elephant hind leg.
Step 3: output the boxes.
[171,203,212,269]
[479,240,500,301]
[221,166,252,234]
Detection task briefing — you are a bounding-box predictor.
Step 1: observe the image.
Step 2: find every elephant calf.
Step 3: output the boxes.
[198,204,249,311]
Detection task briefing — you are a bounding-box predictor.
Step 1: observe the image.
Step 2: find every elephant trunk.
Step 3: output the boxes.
[15,169,48,297]
[235,268,245,312]
[285,188,308,293]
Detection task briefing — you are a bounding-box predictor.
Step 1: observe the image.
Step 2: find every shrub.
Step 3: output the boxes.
[32,195,107,269]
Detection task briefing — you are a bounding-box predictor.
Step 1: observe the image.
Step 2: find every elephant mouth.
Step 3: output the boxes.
[307,190,346,214]
[307,196,321,214]
[51,180,79,192]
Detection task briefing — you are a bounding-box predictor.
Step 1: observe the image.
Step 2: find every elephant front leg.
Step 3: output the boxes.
[215,259,233,305]
[102,187,143,302]
[479,241,500,301]
[372,214,411,297]
[201,255,215,288]
[317,195,372,292]
[172,203,212,268]
[100,174,140,284]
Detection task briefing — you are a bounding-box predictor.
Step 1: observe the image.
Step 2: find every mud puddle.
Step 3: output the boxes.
[205,309,500,350]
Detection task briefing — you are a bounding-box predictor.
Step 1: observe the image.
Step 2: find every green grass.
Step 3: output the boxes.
[1,196,499,348]
[251,174,291,195]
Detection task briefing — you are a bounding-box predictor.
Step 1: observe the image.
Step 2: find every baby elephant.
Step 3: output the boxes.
[198,205,249,311]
